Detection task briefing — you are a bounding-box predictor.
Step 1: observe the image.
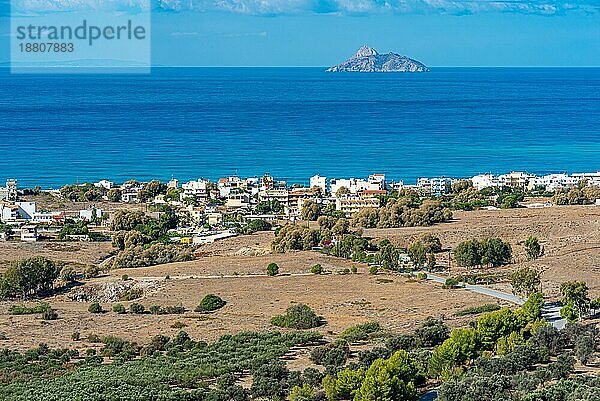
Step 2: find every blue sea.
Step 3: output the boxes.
[0,67,599,189]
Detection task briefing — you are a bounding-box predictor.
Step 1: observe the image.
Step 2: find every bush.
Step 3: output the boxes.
[60,266,77,282]
[9,302,51,315]
[386,334,419,352]
[113,303,126,314]
[455,304,501,316]
[267,263,279,276]
[310,340,350,372]
[111,243,194,269]
[311,264,323,274]
[171,321,186,329]
[453,238,512,268]
[0,256,59,299]
[271,304,322,329]
[42,309,58,320]
[339,322,382,343]
[88,302,103,314]
[119,288,143,301]
[417,272,428,280]
[351,266,358,274]
[369,266,378,275]
[87,334,101,343]
[414,317,449,347]
[443,277,460,289]
[84,265,100,279]
[195,294,226,312]
[575,335,595,365]
[129,303,145,314]
[352,198,452,228]
[71,332,81,341]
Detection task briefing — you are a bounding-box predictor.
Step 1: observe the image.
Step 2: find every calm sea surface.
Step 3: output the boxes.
[0,67,599,188]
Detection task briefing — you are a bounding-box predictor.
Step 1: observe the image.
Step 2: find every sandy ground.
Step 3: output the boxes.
[0,271,500,351]
[0,241,113,269]
[365,205,600,299]
[1,205,598,350]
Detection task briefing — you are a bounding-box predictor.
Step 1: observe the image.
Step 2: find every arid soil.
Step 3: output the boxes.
[365,205,600,299]
[0,205,598,350]
[0,272,500,351]
[0,241,113,269]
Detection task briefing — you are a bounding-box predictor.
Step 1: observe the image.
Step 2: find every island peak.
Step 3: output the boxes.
[327,45,429,73]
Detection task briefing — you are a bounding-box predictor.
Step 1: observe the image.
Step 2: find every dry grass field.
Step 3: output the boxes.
[364,205,600,299]
[0,205,598,351]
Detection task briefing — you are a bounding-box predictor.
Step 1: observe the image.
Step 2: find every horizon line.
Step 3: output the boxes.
[1,64,600,69]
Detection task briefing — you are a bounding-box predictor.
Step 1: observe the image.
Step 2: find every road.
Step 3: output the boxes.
[424,272,566,329]
[419,273,566,401]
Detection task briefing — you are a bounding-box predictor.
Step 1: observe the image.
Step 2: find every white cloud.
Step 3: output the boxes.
[9,0,600,15]
[158,0,600,15]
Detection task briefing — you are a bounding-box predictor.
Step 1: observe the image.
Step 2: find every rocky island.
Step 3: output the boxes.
[327,45,429,73]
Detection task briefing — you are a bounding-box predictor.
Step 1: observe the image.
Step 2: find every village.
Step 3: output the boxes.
[1,170,600,245]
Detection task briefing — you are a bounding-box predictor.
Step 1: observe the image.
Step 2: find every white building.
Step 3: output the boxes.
[120,186,141,203]
[94,180,114,190]
[182,179,210,199]
[498,172,536,190]
[330,175,384,197]
[309,175,327,195]
[20,225,38,242]
[368,174,386,189]
[0,179,17,201]
[572,171,600,187]
[528,174,579,191]
[471,174,501,190]
[167,178,179,190]
[0,202,62,224]
[417,177,452,197]
[258,189,289,207]
[335,197,380,216]
[79,208,103,222]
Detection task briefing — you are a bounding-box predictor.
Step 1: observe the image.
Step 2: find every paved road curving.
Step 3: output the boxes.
[424,272,566,329]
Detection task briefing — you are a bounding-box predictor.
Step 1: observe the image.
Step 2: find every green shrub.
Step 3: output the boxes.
[351,265,358,274]
[443,277,460,289]
[42,309,58,320]
[455,304,501,316]
[9,302,51,315]
[129,303,145,314]
[119,288,143,301]
[267,262,279,276]
[339,322,382,343]
[0,256,59,299]
[88,302,103,313]
[113,303,126,314]
[87,334,101,343]
[271,304,322,329]
[417,272,428,280]
[195,294,226,312]
[369,266,378,275]
[84,265,100,279]
[60,266,77,282]
[311,264,323,274]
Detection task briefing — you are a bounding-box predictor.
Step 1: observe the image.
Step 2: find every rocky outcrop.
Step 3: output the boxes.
[327,45,429,73]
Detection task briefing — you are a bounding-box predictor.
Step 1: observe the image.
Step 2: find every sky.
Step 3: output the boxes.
[0,0,599,66]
